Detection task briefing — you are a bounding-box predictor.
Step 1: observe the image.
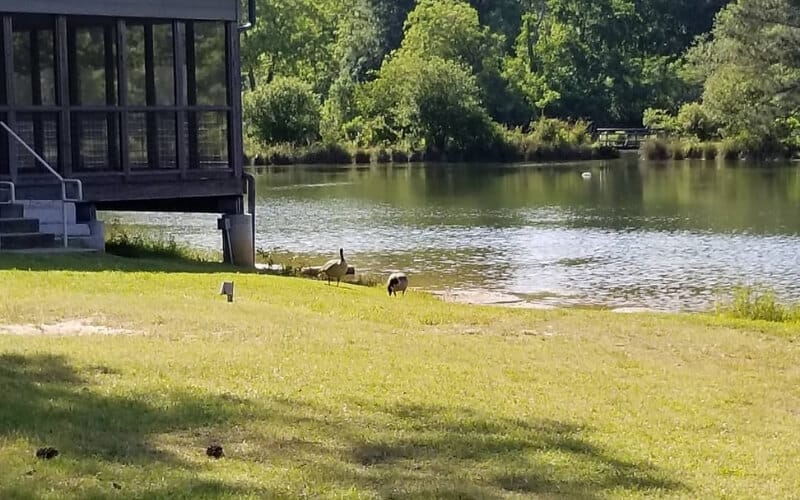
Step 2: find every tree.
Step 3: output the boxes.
[244,77,321,145]
[503,3,558,119]
[331,0,383,82]
[400,0,499,73]
[688,0,800,144]
[241,0,342,91]
[320,76,358,143]
[633,0,729,56]
[238,0,737,150]
[356,55,496,152]
[397,0,524,123]
[368,0,417,55]
[469,0,528,48]
[505,0,728,125]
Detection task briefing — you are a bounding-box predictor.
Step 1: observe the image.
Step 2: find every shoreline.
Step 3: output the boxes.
[431,288,676,314]
[245,155,620,170]
[245,142,620,168]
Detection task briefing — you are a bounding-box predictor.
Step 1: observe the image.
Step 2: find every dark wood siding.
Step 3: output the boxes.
[0,0,238,21]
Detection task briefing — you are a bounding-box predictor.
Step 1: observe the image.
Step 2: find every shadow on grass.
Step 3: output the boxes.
[0,353,271,498]
[0,251,248,274]
[0,355,686,498]
[0,353,245,463]
[350,402,682,498]
[1,478,263,500]
[224,396,686,499]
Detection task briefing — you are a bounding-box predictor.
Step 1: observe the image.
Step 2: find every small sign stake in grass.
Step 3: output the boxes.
[219,281,235,303]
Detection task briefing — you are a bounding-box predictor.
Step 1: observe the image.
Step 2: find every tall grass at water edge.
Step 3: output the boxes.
[641,136,799,161]
[246,121,619,166]
[717,286,800,323]
[641,138,719,161]
[105,219,219,263]
[104,225,385,287]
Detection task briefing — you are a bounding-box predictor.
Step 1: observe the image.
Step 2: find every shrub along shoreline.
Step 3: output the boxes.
[245,119,619,167]
[246,141,619,167]
[641,137,800,162]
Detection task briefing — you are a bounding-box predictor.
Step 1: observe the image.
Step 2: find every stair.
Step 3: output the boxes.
[0,218,39,233]
[0,204,23,218]
[0,200,100,252]
[0,232,55,250]
[0,203,56,250]
[19,200,94,243]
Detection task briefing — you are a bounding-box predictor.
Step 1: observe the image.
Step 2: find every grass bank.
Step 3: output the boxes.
[1,253,799,498]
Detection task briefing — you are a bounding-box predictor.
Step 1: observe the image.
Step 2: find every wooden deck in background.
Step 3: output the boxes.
[596,128,664,150]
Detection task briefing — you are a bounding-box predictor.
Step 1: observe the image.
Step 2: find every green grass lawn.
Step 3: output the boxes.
[0,253,798,499]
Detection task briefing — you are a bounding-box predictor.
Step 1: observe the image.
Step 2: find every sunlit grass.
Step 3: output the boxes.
[0,253,799,498]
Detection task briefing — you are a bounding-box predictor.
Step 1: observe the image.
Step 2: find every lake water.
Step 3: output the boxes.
[105,155,800,311]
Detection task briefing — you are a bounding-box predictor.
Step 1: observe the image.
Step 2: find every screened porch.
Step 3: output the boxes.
[0,7,243,206]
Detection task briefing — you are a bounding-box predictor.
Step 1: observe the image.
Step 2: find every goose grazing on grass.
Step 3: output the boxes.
[387,272,408,296]
[320,248,348,286]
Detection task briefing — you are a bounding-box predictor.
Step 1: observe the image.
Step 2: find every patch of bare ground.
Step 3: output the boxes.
[0,318,133,336]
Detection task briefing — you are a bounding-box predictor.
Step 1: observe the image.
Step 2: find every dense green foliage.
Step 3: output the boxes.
[644,0,800,156]
[243,77,321,145]
[356,55,495,153]
[241,0,731,157]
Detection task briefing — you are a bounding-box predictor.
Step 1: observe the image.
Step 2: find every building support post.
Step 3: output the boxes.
[218,212,254,268]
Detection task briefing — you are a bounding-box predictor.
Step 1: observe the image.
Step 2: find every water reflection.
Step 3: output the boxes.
[105,157,800,311]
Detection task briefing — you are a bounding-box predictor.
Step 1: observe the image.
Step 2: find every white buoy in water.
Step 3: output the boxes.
[581,171,592,179]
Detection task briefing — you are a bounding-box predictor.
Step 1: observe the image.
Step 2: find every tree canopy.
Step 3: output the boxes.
[242,0,736,151]
[691,0,800,145]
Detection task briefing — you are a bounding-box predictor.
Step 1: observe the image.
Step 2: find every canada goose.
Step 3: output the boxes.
[320,248,348,286]
[387,272,408,296]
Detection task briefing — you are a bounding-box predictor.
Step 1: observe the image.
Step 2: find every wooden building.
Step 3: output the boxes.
[0,0,250,214]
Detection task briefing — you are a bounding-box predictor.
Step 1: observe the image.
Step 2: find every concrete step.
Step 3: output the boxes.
[19,200,77,224]
[39,223,91,237]
[0,247,98,254]
[0,232,55,250]
[0,204,24,219]
[0,218,39,234]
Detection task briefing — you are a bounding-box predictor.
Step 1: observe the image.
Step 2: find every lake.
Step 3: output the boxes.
[105,155,800,311]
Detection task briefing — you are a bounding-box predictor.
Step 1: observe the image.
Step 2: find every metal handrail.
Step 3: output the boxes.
[239,0,256,32]
[0,121,84,247]
[0,181,14,204]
